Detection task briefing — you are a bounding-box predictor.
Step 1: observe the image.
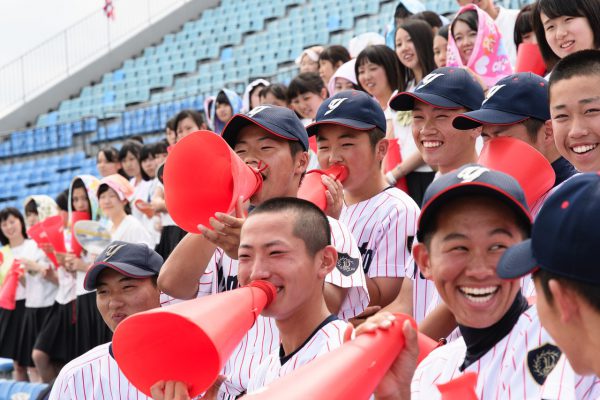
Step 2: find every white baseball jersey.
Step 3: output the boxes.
[49,342,150,400]
[411,306,600,399]
[199,217,368,400]
[246,316,346,394]
[340,187,419,279]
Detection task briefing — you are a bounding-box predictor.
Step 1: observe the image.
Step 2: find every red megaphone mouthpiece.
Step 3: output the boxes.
[112,280,276,398]
[163,130,263,233]
[297,164,348,210]
[243,314,438,400]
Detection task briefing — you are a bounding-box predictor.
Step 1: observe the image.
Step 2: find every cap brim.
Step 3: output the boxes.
[83,261,156,291]
[497,240,539,280]
[389,92,463,111]
[306,118,375,137]
[453,109,529,130]
[417,183,532,242]
[221,114,307,150]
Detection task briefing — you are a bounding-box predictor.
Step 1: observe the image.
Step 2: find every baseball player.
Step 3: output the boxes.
[307,90,420,315]
[357,164,599,399]
[497,172,600,396]
[548,50,600,174]
[49,241,164,399]
[158,105,368,399]
[381,68,484,329]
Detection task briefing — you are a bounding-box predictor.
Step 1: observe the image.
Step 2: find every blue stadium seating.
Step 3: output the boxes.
[0,380,48,399]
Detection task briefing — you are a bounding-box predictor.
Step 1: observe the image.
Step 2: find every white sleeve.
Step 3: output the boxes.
[325,217,369,320]
[196,248,221,297]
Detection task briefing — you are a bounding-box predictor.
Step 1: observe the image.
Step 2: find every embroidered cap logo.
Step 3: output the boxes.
[103,244,126,262]
[324,98,348,116]
[247,105,271,118]
[482,84,506,105]
[457,166,489,183]
[416,73,445,90]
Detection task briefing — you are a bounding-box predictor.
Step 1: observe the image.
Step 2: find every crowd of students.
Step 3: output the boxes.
[1,0,600,398]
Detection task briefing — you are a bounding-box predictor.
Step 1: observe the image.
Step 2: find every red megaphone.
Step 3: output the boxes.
[163,130,263,233]
[478,137,555,208]
[70,211,90,257]
[243,314,438,400]
[41,215,67,254]
[437,371,478,400]
[515,43,546,76]
[27,222,59,268]
[112,280,276,398]
[297,165,348,210]
[0,260,23,310]
[384,138,409,192]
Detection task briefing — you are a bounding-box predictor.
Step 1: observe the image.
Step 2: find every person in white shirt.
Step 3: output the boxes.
[456,0,520,67]
[97,174,154,248]
[50,241,164,399]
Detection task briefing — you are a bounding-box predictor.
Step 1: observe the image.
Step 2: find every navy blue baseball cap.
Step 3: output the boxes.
[389,67,485,112]
[84,241,164,290]
[417,164,531,242]
[453,73,551,130]
[221,105,309,151]
[306,90,386,137]
[498,172,600,284]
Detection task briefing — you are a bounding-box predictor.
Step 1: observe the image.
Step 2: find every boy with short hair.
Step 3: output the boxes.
[548,50,600,173]
[308,90,420,311]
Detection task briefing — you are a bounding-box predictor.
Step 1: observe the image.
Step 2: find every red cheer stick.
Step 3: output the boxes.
[383,138,409,192]
[70,211,90,257]
[243,314,438,400]
[297,164,348,210]
[163,130,262,233]
[112,280,276,398]
[478,136,555,208]
[27,222,59,268]
[0,260,23,310]
[437,372,478,400]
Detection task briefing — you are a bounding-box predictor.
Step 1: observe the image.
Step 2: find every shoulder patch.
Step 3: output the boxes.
[336,252,360,277]
[527,343,562,385]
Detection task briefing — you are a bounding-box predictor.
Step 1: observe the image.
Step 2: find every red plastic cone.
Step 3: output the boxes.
[0,260,23,310]
[243,314,438,400]
[515,43,546,76]
[478,136,555,208]
[27,222,59,268]
[384,138,409,192]
[437,372,478,400]
[70,211,90,257]
[41,215,67,254]
[134,199,155,218]
[112,280,276,398]
[297,165,348,210]
[163,130,263,233]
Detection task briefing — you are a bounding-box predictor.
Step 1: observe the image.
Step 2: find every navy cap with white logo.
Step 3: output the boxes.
[389,67,485,112]
[498,172,600,284]
[84,241,164,290]
[306,90,386,136]
[417,164,532,242]
[453,72,551,130]
[221,105,309,151]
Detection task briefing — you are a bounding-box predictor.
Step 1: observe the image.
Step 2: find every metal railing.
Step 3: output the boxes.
[0,0,195,120]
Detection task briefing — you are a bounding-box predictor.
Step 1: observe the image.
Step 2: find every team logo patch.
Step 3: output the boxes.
[416,73,444,90]
[103,244,126,262]
[482,84,506,104]
[324,98,348,115]
[457,166,489,183]
[527,343,561,385]
[247,105,271,117]
[336,252,360,276]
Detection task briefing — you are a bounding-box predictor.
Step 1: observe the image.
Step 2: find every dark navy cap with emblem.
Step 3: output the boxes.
[417,164,531,242]
[389,67,485,112]
[498,172,600,284]
[306,90,386,136]
[221,105,309,151]
[84,241,164,290]
[453,72,551,130]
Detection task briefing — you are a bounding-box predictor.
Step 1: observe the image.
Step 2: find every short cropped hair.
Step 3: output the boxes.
[549,50,600,99]
[533,269,600,313]
[288,72,325,100]
[249,197,331,257]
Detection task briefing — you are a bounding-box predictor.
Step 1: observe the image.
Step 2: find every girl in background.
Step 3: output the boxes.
[447,4,513,88]
[138,144,161,247]
[259,84,289,107]
[288,72,328,124]
[95,146,122,178]
[64,175,112,356]
[433,25,449,68]
[174,109,206,141]
[318,45,351,88]
[327,59,359,96]
[211,89,243,134]
[242,79,270,113]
